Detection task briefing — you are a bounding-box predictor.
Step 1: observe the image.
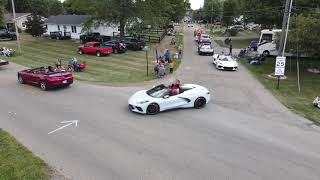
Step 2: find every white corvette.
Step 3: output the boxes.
[212,54,238,71]
[128,84,211,115]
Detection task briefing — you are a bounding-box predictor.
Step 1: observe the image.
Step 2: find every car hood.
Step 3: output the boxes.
[217,60,238,66]
[128,90,152,104]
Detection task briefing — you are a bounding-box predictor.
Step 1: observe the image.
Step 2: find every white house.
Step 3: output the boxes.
[5,13,47,31]
[44,15,119,39]
[5,13,30,30]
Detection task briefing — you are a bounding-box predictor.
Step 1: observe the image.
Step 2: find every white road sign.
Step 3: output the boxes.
[275,56,286,76]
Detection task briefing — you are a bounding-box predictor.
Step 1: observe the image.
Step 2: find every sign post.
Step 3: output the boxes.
[143,46,150,76]
[275,56,286,89]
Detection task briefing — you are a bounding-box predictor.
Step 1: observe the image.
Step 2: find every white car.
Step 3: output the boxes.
[199,34,211,44]
[198,43,214,55]
[187,24,194,27]
[212,54,238,71]
[128,84,211,115]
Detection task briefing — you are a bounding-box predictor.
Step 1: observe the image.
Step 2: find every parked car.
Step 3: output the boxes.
[50,31,71,40]
[246,23,261,30]
[78,42,113,57]
[0,59,9,66]
[120,38,145,50]
[17,67,73,91]
[198,43,214,55]
[0,29,16,40]
[228,25,244,31]
[212,54,238,71]
[198,34,211,44]
[102,40,127,53]
[80,32,111,44]
[128,84,211,115]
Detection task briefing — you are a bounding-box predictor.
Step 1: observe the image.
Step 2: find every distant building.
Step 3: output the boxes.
[5,13,30,30]
[5,13,47,31]
[44,15,119,39]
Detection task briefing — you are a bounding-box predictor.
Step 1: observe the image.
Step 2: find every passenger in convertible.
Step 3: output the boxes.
[169,80,180,96]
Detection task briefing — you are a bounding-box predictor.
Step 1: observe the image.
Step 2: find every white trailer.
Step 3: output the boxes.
[257,29,282,56]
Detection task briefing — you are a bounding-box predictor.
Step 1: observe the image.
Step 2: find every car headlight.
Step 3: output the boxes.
[138,100,149,104]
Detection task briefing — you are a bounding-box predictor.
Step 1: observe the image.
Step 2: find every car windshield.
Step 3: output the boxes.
[202,45,211,49]
[201,35,209,38]
[146,84,169,98]
[221,57,231,61]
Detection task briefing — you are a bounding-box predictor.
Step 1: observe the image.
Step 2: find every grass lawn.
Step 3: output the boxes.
[216,38,258,49]
[0,129,50,180]
[240,57,320,123]
[0,33,182,84]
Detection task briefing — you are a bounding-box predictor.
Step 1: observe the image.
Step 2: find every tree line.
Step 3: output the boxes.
[0,0,190,38]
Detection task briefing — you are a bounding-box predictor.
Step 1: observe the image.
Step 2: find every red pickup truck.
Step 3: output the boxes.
[78,42,113,57]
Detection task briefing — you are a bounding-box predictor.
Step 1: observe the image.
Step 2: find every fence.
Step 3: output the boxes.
[112,29,167,43]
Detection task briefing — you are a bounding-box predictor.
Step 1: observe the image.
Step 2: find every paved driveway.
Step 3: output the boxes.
[0,26,320,180]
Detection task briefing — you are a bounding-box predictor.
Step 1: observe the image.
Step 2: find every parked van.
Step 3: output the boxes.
[257,29,282,56]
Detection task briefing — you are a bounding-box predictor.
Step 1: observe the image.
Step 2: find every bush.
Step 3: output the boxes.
[228,28,238,36]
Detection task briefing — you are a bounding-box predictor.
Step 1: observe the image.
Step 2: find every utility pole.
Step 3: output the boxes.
[276,0,293,89]
[11,0,21,54]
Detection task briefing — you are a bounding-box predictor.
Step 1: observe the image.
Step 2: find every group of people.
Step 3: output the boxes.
[0,47,14,57]
[44,58,84,74]
[154,49,174,78]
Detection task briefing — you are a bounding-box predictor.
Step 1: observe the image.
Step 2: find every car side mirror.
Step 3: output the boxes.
[163,95,170,99]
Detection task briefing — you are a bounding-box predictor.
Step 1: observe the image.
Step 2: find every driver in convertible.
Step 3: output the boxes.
[169,80,181,96]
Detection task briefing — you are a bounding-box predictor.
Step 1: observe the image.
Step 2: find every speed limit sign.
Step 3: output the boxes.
[275,56,286,76]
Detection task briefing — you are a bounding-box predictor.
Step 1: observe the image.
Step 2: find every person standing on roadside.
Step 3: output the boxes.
[229,40,233,55]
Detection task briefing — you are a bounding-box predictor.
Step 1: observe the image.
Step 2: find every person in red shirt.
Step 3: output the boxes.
[170,80,180,96]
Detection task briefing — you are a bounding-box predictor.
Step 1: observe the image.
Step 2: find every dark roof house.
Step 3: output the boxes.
[46,15,90,25]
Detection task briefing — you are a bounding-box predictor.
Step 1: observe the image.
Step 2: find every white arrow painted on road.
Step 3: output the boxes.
[48,120,78,135]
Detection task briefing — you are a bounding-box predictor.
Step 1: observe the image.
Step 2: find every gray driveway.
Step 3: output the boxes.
[0,26,320,180]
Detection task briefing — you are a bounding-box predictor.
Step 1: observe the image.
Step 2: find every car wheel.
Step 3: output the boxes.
[147,103,160,115]
[114,49,118,54]
[18,75,24,84]
[96,51,101,57]
[263,50,270,56]
[40,81,47,91]
[194,97,206,109]
[78,49,83,55]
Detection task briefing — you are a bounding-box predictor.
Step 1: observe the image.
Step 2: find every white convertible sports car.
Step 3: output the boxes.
[212,54,238,71]
[128,84,211,115]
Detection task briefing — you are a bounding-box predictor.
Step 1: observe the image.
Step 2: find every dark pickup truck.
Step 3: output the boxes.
[80,32,111,44]
[50,31,71,40]
[0,59,9,66]
[120,38,145,50]
[0,29,17,40]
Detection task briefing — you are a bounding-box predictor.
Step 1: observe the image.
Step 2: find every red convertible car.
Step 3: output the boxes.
[0,59,9,66]
[17,67,73,90]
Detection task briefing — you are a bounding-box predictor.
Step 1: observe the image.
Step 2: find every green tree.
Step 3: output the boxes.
[202,0,223,23]
[48,0,65,16]
[221,0,238,27]
[25,13,47,36]
[0,0,6,27]
[285,15,320,57]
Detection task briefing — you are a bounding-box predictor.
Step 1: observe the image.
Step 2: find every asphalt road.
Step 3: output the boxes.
[1,26,320,180]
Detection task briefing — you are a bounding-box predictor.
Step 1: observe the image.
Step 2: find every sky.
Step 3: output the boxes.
[190,0,204,10]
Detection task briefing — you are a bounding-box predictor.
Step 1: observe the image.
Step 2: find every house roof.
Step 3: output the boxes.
[46,15,90,25]
[5,13,31,22]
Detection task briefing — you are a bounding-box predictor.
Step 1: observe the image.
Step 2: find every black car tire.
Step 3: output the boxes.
[96,51,101,57]
[147,103,160,115]
[18,75,25,84]
[114,49,118,54]
[11,36,17,40]
[263,50,270,57]
[194,97,206,109]
[40,81,47,91]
